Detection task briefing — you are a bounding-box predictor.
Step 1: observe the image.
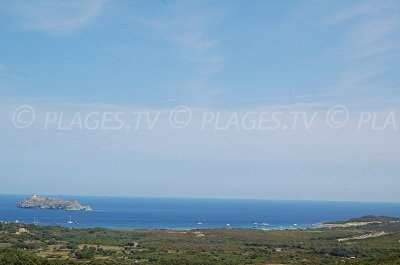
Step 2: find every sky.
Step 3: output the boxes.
[0,0,399,201]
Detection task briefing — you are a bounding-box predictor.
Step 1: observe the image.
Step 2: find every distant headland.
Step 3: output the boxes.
[17,194,92,211]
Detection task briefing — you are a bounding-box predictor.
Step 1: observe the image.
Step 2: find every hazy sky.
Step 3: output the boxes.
[0,0,399,201]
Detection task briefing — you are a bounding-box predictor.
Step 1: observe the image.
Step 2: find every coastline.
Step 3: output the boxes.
[0,219,323,231]
[1,195,400,231]
[0,220,397,231]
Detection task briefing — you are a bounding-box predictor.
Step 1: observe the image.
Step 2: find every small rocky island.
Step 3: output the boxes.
[17,194,92,211]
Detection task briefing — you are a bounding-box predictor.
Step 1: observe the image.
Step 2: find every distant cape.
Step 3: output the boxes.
[17,194,92,211]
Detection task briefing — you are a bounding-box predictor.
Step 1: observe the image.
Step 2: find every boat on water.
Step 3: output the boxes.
[253,222,269,229]
[68,216,73,224]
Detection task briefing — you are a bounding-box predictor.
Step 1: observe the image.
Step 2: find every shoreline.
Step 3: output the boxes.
[1,220,323,232]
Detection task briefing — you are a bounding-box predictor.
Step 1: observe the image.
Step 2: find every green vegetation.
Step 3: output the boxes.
[325,215,400,224]
[0,216,400,264]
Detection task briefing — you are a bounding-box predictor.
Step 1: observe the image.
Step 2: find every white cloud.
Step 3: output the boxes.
[136,1,228,74]
[0,63,24,93]
[350,17,399,45]
[325,1,395,25]
[318,1,400,94]
[324,2,400,61]
[13,0,105,35]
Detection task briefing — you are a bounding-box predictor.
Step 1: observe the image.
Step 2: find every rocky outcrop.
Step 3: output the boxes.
[17,194,92,211]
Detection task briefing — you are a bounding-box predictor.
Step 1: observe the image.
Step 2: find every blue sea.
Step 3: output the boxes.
[1,195,399,230]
